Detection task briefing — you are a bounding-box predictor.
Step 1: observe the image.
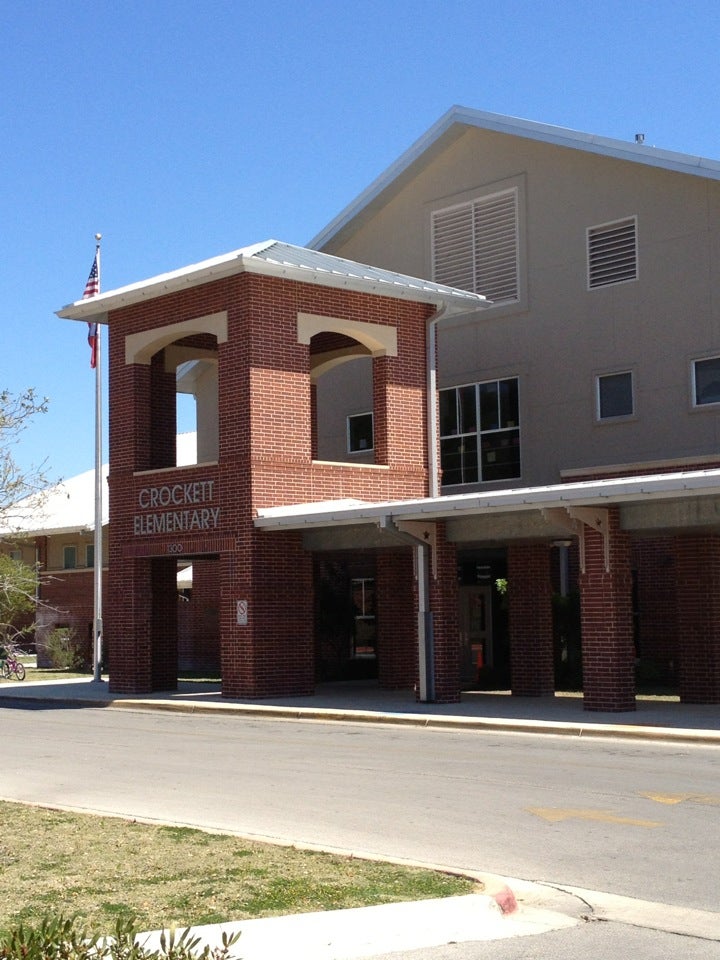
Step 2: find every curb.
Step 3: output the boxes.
[1,690,719,745]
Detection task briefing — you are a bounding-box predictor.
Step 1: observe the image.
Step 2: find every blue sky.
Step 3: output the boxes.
[4,0,720,481]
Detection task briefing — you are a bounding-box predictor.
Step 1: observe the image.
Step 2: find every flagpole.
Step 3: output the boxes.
[92,234,104,683]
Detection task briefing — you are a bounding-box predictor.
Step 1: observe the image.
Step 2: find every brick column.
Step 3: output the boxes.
[429,524,461,703]
[149,351,177,469]
[220,530,314,698]
[310,382,318,462]
[150,557,178,691]
[580,508,636,711]
[507,543,555,697]
[107,557,153,694]
[376,550,416,690]
[675,535,720,703]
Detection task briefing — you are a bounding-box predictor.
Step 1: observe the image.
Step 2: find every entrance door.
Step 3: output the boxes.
[458,585,493,684]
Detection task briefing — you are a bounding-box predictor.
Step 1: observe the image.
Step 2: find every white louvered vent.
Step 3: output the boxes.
[587,217,637,289]
[432,189,519,303]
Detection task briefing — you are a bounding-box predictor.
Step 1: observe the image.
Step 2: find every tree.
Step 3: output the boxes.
[0,553,36,648]
[0,388,50,651]
[0,387,50,531]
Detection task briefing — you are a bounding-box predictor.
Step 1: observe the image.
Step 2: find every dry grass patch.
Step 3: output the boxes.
[0,801,474,936]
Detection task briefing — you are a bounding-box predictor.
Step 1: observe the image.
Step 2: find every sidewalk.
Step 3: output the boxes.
[0,675,718,743]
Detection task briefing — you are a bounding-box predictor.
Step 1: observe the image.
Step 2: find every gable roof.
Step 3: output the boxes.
[309,105,720,251]
[56,239,488,325]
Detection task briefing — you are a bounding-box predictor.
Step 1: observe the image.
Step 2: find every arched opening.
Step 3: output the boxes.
[300,311,398,466]
[125,312,225,469]
[313,342,374,463]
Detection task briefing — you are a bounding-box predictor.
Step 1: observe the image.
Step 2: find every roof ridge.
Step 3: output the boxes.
[308,105,720,250]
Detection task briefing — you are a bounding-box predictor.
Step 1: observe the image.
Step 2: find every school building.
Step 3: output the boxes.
[53,108,720,710]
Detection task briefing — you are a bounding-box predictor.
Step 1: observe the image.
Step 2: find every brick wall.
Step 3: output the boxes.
[376,550,416,690]
[631,538,677,678]
[35,569,100,668]
[675,535,720,703]
[507,543,554,696]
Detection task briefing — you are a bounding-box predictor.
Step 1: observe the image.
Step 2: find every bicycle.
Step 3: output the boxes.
[1,647,26,681]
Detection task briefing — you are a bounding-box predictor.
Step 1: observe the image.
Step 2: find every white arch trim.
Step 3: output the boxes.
[297,312,397,357]
[125,311,228,365]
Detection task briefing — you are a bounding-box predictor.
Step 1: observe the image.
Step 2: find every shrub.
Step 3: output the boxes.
[42,627,86,671]
[0,913,240,959]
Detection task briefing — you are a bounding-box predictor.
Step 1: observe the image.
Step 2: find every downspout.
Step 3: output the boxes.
[378,516,435,702]
[426,305,448,498]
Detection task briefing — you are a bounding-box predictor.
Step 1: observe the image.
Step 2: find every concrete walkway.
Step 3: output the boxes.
[2,675,718,955]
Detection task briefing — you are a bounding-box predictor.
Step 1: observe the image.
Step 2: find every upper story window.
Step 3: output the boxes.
[85,544,95,568]
[587,217,638,289]
[692,356,720,406]
[432,188,520,304]
[347,412,374,453]
[439,378,520,486]
[63,546,77,570]
[597,371,634,420]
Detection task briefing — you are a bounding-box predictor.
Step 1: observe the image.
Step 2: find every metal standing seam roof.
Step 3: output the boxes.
[55,240,489,323]
[308,105,720,250]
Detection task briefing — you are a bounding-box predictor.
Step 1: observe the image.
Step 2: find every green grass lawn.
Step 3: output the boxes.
[0,801,474,938]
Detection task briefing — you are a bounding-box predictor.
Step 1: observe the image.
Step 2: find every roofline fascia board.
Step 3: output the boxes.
[56,242,486,324]
[7,523,107,538]
[55,251,254,322]
[254,470,720,531]
[308,104,720,250]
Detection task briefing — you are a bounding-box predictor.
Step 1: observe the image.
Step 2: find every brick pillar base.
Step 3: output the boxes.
[507,543,554,696]
[580,508,636,712]
[675,535,720,703]
[376,551,416,690]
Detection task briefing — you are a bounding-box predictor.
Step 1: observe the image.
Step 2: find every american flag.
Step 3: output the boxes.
[83,252,99,298]
[83,252,99,367]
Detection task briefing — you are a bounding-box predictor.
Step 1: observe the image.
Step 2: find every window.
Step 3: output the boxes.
[693,357,720,406]
[597,371,634,419]
[63,546,77,570]
[347,412,373,453]
[587,217,637,289]
[351,578,376,658]
[85,544,95,568]
[432,188,519,303]
[439,378,520,485]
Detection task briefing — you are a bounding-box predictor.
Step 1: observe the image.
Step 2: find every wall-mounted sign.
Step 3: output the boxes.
[133,478,220,536]
[236,599,248,626]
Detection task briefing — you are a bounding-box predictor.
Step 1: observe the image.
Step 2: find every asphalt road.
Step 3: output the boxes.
[2,700,719,922]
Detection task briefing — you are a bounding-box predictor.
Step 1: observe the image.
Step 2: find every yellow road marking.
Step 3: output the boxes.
[639,791,720,806]
[528,807,663,828]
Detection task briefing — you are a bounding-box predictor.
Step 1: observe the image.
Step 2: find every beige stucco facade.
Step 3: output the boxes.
[315,121,720,488]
